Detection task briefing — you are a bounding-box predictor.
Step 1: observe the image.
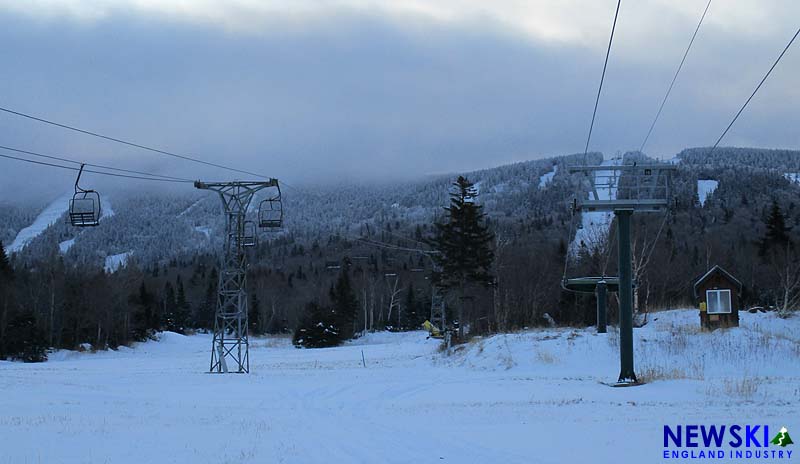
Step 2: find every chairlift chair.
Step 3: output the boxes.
[258,183,283,228]
[69,164,101,227]
[239,220,257,248]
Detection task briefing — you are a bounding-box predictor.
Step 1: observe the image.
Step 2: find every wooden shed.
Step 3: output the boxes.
[693,265,742,330]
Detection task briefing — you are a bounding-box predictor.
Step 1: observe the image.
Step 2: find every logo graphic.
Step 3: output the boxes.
[663,424,794,460]
[771,427,795,448]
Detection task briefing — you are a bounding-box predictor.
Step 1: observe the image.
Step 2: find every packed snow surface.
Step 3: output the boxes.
[1,310,798,463]
[7,193,71,253]
[784,173,800,184]
[104,251,132,273]
[697,179,719,207]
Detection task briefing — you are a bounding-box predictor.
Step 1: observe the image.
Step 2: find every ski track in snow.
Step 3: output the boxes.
[10,195,115,255]
[8,193,72,253]
[697,179,718,207]
[1,309,796,463]
[538,165,557,188]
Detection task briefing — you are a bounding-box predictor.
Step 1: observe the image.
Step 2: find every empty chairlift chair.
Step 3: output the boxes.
[69,164,101,227]
[258,183,283,228]
[239,220,257,248]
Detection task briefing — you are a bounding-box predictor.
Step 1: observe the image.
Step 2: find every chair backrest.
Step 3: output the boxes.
[258,199,283,228]
[69,194,100,226]
[239,221,257,247]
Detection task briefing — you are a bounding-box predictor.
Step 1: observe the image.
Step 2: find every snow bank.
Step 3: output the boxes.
[8,192,71,253]
[104,251,132,273]
[697,179,718,207]
[348,330,430,346]
[451,309,800,383]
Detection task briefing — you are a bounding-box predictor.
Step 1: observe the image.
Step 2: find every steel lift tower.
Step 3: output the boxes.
[195,180,282,373]
[566,164,675,385]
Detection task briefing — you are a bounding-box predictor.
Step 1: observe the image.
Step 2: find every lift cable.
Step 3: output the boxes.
[0,105,270,179]
[564,0,622,292]
[583,0,622,161]
[278,179,325,200]
[639,0,712,154]
[560,208,580,293]
[708,26,800,156]
[380,229,433,249]
[0,144,194,182]
[354,237,439,256]
[0,152,193,183]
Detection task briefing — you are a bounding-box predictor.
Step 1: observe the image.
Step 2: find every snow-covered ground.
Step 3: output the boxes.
[58,238,76,254]
[104,251,132,273]
[102,197,115,219]
[194,225,212,239]
[179,197,205,217]
[538,165,557,188]
[7,192,72,253]
[1,309,797,463]
[570,158,621,255]
[784,173,800,184]
[697,179,718,207]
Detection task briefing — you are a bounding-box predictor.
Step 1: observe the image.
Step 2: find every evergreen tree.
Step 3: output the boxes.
[0,241,10,277]
[5,312,48,362]
[174,275,190,333]
[330,266,359,339]
[249,292,262,335]
[0,241,12,359]
[429,176,495,337]
[196,268,218,330]
[403,282,418,330]
[760,201,791,255]
[129,282,157,340]
[162,281,178,332]
[430,176,495,288]
[292,302,340,348]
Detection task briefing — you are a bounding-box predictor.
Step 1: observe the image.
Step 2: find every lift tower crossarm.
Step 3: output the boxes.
[194,179,280,374]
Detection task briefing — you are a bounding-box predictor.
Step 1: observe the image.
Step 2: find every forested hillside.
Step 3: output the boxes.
[2,146,800,360]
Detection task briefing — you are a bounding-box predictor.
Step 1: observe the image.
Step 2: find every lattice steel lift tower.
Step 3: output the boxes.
[195,180,282,373]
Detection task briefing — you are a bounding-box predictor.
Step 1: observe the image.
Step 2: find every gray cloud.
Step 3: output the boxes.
[0,2,798,202]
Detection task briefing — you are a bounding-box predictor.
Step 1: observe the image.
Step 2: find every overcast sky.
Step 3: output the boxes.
[0,0,798,198]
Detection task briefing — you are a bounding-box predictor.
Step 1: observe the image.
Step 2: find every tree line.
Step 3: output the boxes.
[4,147,800,360]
